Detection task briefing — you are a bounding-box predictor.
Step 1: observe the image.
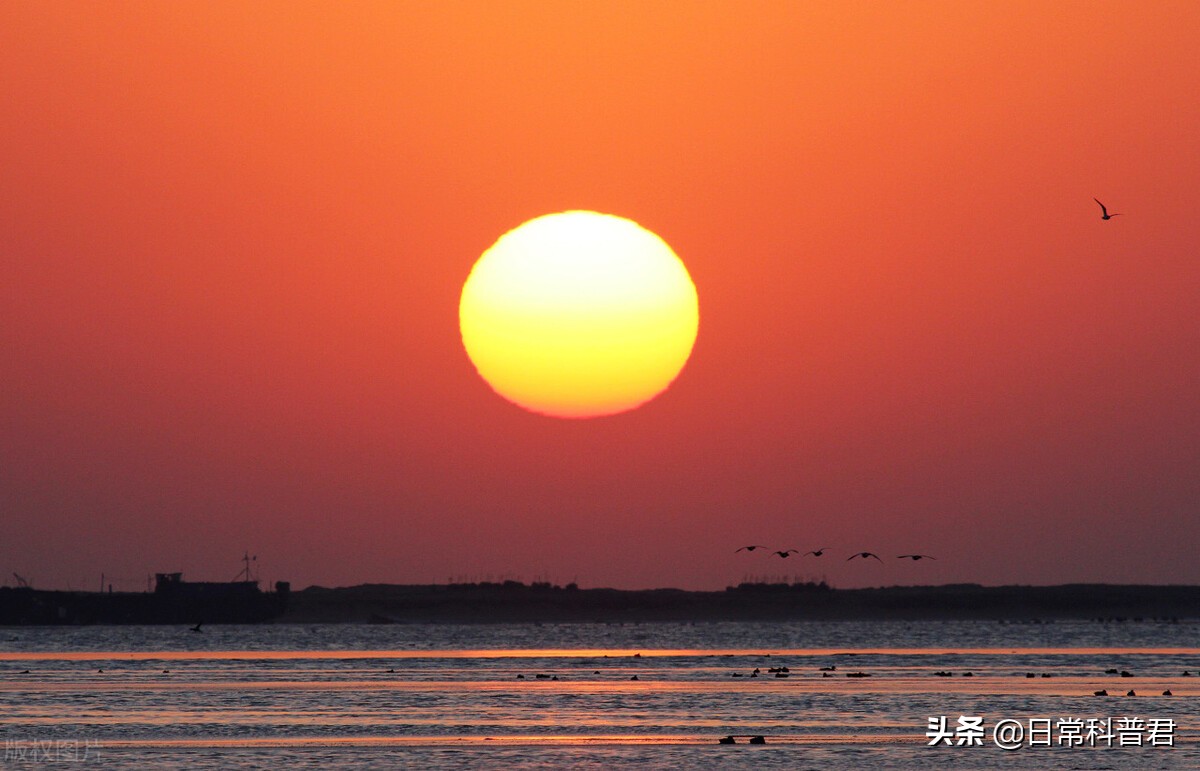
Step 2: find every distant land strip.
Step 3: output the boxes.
[280,582,1200,624]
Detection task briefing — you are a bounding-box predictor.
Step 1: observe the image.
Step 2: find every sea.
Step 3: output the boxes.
[1,620,1197,769]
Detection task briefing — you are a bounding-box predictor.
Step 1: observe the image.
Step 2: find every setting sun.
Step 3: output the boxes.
[459,211,699,418]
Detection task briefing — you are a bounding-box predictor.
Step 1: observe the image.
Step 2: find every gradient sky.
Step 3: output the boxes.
[4,2,1199,592]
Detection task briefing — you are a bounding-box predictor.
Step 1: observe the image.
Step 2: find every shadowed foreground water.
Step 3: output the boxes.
[2,621,1197,769]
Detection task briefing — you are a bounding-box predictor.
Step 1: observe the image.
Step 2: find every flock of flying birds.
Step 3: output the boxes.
[729,202,1122,568]
[734,198,1123,569]
[734,546,936,562]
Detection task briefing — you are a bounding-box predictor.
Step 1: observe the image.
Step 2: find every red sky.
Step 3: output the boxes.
[3,2,1199,591]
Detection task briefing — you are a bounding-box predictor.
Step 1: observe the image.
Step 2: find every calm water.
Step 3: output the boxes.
[2,621,1198,769]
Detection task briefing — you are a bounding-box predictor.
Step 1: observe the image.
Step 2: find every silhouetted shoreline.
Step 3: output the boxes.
[0,573,289,625]
[280,582,1200,624]
[7,580,1197,626]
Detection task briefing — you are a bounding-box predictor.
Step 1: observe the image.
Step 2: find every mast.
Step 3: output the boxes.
[233,552,258,583]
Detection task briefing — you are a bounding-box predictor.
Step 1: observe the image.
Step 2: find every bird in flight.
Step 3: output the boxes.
[847,552,882,562]
[897,554,936,561]
[803,548,830,557]
[1093,198,1122,220]
[773,549,799,558]
[735,545,769,553]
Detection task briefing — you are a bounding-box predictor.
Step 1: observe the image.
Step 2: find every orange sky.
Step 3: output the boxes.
[3,2,1199,591]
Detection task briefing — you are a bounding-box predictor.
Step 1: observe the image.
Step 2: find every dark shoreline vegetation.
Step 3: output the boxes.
[278,581,1200,624]
[5,581,1198,625]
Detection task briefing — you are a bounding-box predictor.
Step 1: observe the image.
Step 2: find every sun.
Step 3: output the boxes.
[459,211,699,418]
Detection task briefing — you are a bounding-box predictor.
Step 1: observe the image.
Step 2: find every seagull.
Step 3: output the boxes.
[847,552,882,562]
[772,549,799,558]
[897,554,936,561]
[803,548,830,557]
[1094,198,1122,220]
[735,545,769,552]
[190,621,203,633]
